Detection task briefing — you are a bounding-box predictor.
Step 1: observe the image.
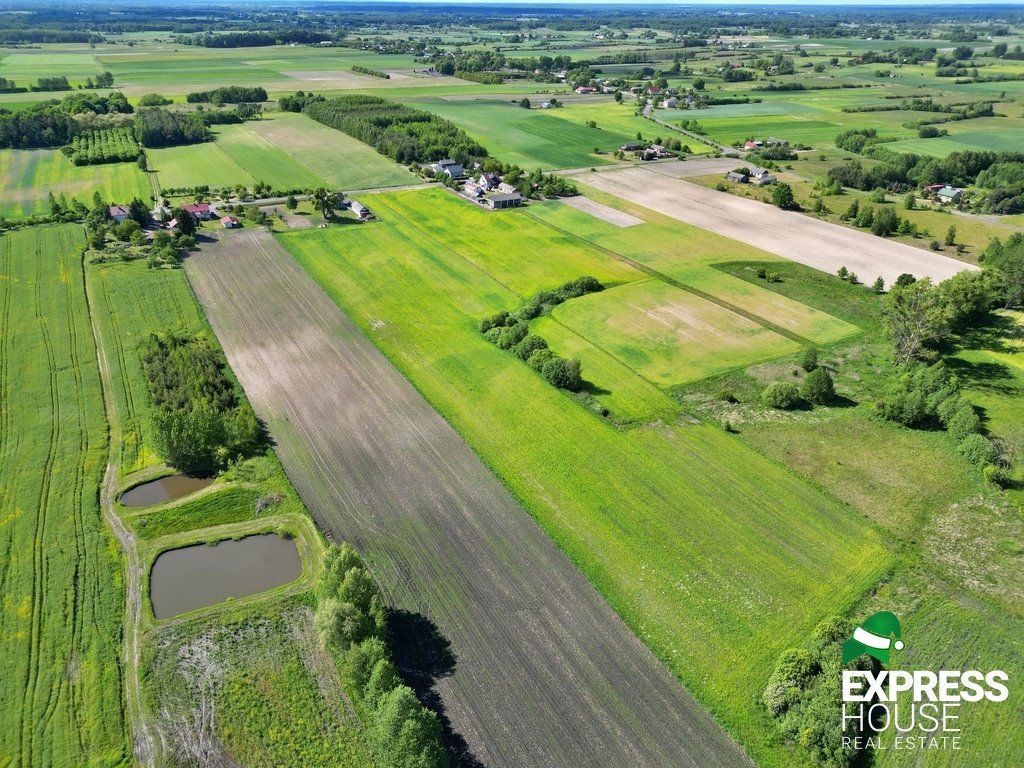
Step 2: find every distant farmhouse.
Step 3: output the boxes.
[431,158,464,179]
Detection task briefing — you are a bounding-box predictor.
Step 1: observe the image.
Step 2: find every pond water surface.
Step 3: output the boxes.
[150,533,301,619]
[120,475,214,507]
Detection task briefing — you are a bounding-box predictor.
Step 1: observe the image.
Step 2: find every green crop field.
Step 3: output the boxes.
[149,141,256,191]
[213,122,326,190]
[242,112,415,189]
[410,97,706,169]
[0,225,128,766]
[283,188,892,767]
[88,259,207,473]
[550,278,800,386]
[0,149,150,217]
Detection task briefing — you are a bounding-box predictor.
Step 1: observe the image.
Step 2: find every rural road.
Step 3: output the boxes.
[186,229,752,768]
[578,166,978,286]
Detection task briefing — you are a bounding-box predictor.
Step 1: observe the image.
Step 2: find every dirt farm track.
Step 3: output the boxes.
[185,229,751,768]
[580,167,977,286]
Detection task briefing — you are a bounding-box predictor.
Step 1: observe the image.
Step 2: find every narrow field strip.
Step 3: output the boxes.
[0,226,127,765]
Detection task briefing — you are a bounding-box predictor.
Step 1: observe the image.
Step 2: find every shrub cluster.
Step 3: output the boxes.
[65,126,140,165]
[315,544,449,768]
[763,617,873,767]
[480,277,602,392]
[142,333,265,474]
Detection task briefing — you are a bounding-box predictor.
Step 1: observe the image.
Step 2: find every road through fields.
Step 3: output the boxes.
[579,166,977,286]
[185,229,750,768]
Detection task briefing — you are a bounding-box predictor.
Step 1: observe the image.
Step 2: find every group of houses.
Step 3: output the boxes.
[725,166,778,185]
[461,170,523,210]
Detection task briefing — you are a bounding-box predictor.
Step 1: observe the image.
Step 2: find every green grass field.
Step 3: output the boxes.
[550,278,800,386]
[89,259,207,473]
[149,140,256,191]
[0,149,150,217]
[283,188,892,768]
[410,97,689,168]
[0,225,128,766]
[214,122,325,190]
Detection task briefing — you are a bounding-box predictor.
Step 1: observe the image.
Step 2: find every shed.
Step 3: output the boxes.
[486,192,522,210]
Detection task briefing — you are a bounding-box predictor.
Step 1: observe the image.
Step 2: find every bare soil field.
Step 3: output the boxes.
[580,167,977,285]
[185,229,750,768]
[559,195,644,227]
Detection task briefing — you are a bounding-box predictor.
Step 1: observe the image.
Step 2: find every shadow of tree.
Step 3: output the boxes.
[387,609,486,768]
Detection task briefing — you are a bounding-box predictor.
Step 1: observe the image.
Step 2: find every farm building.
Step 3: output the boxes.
[923,183,946,194]
[181,202,212,220]
[620,142,645,152]
[220,216,239,228]
[726,171,749,183]
[661,97,679,109]
[936,186,964,205]
[464,180,484,197]
[479,171,501,189]
[497,182,518,195]
[749,167,776,185]
[351,201,374,220]
[108,205,130,223]
[486,192,522,210]
[743,140,763,150]
[574,86,597,94]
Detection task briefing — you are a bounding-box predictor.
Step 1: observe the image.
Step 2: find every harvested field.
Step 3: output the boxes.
[579,167,978,285]
[559,195,644,227]
[185,228,751,768]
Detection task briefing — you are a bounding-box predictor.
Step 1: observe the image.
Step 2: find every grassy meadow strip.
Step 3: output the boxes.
[283,189,893,767]
[0,225,128,765]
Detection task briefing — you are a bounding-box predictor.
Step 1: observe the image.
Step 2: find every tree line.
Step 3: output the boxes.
[185,86,268,104]
[315,543,449,768]
[142,333,265,474]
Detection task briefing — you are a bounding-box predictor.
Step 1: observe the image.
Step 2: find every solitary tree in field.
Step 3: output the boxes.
[311,187,336,219]
[945,225,957,246]
[519,97,531,109]
[772,183,798,211]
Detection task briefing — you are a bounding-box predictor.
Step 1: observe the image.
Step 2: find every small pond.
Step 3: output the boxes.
[150,533,301,619]
[120,475,214,507]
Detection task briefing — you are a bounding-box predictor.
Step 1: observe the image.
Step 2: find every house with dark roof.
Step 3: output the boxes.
[726,171,749,183]
[351,200,374,220]
[109,205,130,223]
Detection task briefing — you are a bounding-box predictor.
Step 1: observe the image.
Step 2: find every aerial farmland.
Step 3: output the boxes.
[1,3,1022,768]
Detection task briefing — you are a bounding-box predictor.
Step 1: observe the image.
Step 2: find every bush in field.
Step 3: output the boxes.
[958,434,997,465]
[512,334,547,361]
[762,382,801,409]
[983,464,1010,486]
[540,357,582,391]
[945,400,982,442]
[800,367,835,405]
[800,346,819,372]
